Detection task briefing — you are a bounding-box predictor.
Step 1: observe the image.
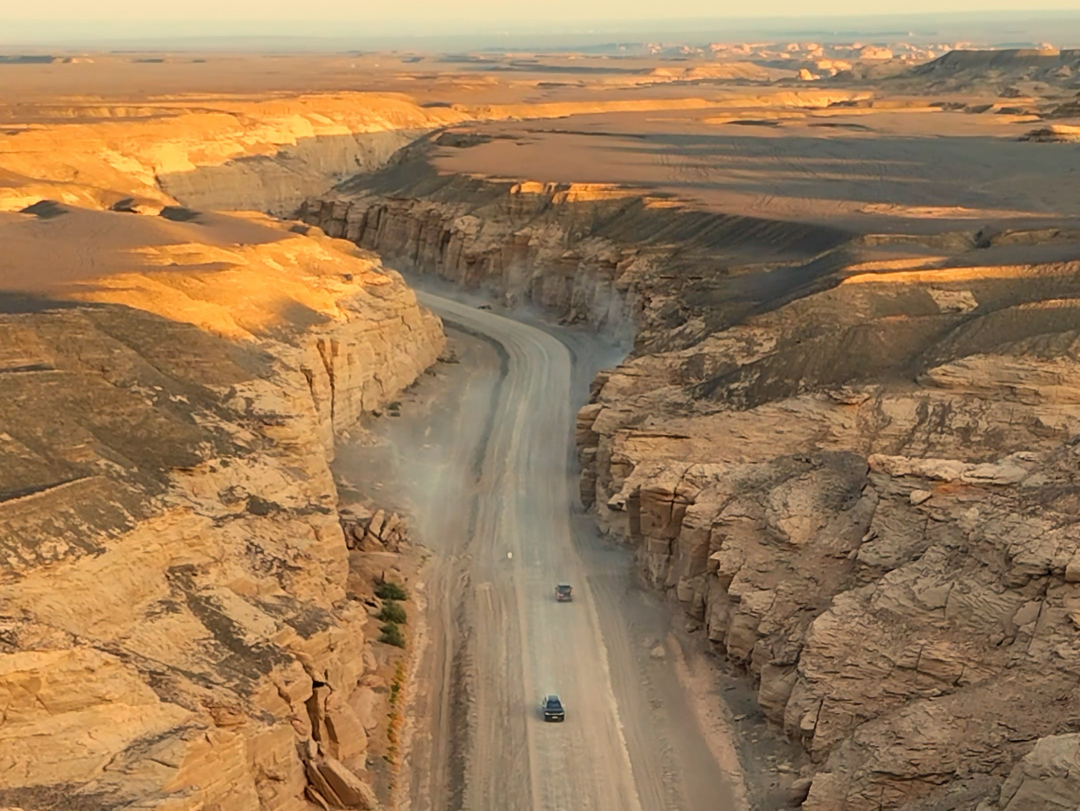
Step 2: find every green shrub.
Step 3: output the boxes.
[377,600,407,624]
[379,622,406,648]
[375,581,408,601]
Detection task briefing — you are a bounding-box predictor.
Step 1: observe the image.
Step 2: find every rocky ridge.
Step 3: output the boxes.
[308,148,1080,811]
[0,93,470,216]
[0,208,443,808]
[300,137,850,350]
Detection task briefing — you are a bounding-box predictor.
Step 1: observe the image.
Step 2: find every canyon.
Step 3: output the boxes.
[3,40,1080,811]
[302,52,1080,810]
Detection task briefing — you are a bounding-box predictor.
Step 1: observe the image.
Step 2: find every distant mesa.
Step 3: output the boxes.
[913,47,1080,76]
[5,55,95,65]
[856,46,894,61]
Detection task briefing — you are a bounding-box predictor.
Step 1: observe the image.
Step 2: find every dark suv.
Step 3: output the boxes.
[541,695,565,722]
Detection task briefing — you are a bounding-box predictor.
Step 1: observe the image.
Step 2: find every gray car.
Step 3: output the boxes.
[541,694,565,722]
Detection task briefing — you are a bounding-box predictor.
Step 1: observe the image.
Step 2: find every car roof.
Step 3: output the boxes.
[557,583,571,588]
[545,695,562,703]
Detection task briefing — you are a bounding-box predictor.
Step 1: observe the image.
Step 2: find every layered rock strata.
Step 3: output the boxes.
[300,142,849,348]
[310,150,1080,810]
[0,94,469,216]
[0,222,443,809]
[579,269,1080,809]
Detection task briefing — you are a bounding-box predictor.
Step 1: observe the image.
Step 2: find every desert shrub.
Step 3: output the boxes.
[380,622,406,648]
[377,600,407,624]
[375,581,408,601]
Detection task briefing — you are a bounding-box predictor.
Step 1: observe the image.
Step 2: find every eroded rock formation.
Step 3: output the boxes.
[0,93,469,216]
[0,216,443,808]
[312,148,1080,810]
[300,142,848,349]
[580,260,1080,810]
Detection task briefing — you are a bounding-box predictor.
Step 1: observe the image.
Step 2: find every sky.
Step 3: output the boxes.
[5,1,1080,25]
[4,4,1079,45]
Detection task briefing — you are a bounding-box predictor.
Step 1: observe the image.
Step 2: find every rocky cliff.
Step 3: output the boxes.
[0,93,469,217]
[580,264,1080,811]
[0,209,444,809]
[300,136,850,349]
[308,144,1080,811]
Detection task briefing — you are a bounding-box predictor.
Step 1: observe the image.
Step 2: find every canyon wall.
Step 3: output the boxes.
[0,211,443,809]
[300,140,850,349]
[0,94,469,216]
[580,268,1080,811]
[311,147,1080,811]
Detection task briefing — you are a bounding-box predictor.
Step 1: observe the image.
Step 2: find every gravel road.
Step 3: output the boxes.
[372,291,743,811]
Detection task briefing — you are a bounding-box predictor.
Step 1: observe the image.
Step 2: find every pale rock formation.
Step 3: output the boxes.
[0,93,469,215]
[341,508,410,552]
[989,734,1080,810]
[312,152,1080,810]
[0,220,442,808]
[857,46,895,61]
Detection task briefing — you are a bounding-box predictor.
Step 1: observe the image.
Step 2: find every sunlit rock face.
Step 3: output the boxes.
[0,93,468,216]
[0,94,446,810]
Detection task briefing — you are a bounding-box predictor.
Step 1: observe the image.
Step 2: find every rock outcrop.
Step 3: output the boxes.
[987,734,1080,811]
[0,93,469,216]
[341,507,410,553]
[311,142,1080,810]
[0,211,443,808]
[579,263,1080,810]
[1020,125,1080,143]
[300,140,849,348]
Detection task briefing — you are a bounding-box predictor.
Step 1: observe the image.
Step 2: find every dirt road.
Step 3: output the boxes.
[350,291,745,811]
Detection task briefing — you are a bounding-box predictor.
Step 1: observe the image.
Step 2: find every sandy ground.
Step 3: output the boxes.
[0,52,824,109]
[333,284,805,811]
[0,207,283,294]
[431,108,1080,233]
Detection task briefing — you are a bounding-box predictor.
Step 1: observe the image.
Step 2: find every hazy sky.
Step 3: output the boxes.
[7,0,1079,24]
[5,4,1079,47]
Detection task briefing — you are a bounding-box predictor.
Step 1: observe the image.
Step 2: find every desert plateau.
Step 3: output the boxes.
[2,10,1080,811]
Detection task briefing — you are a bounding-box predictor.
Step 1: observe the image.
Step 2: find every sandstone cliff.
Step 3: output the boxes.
[0,93,469,216]
[580,269,1080,810]
[309,145,1080,811]
[0,211,443,809]
[300,136,849,349]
